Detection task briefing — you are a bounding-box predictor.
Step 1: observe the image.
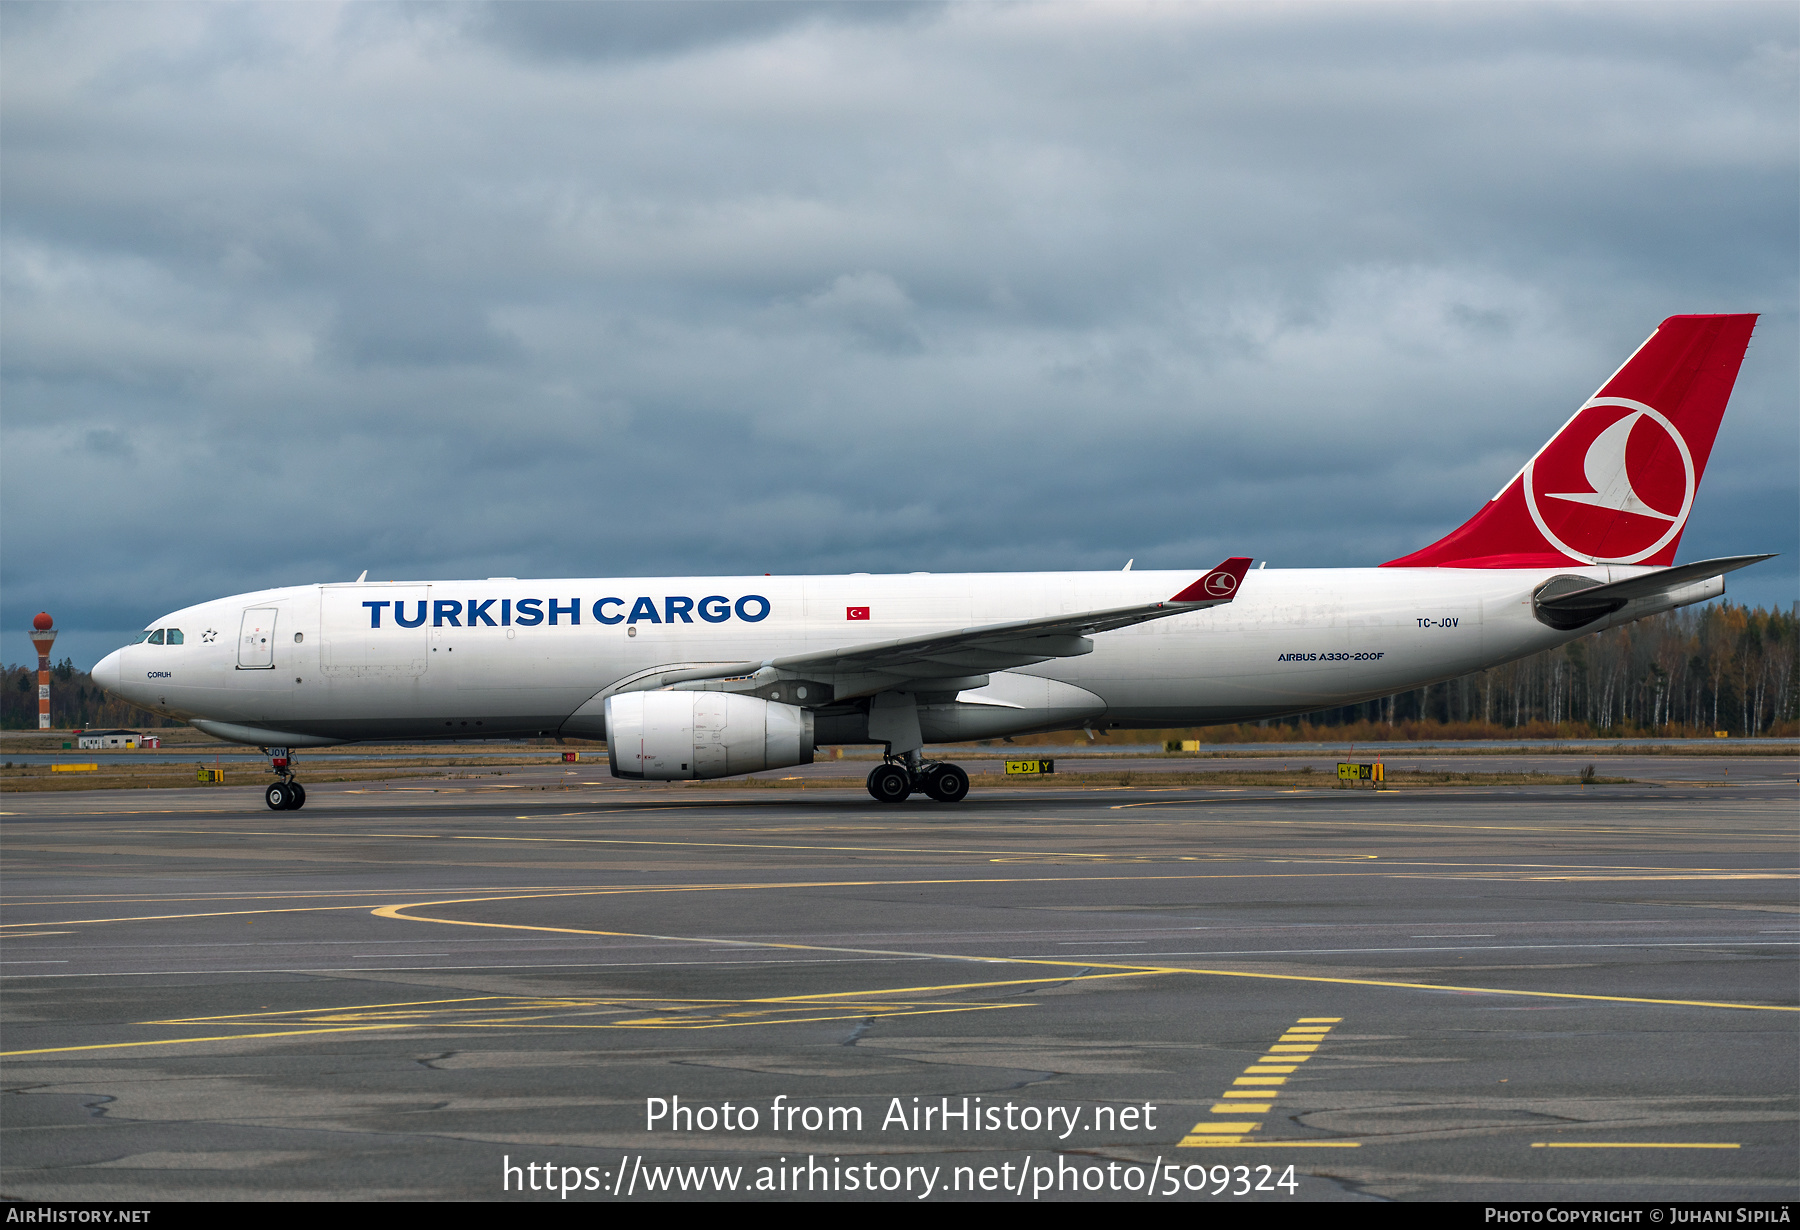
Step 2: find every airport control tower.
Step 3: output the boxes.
[30,612,56,730]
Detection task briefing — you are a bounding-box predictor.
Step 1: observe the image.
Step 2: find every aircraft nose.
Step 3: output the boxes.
[93,649,123,692]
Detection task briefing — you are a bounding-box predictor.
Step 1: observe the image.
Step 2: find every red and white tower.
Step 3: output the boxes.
[30,612,56,731]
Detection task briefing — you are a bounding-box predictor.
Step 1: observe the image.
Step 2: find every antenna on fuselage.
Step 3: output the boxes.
[355,570,368,583]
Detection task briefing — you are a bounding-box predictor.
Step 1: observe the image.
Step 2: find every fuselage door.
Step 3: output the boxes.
[238,608,278,669]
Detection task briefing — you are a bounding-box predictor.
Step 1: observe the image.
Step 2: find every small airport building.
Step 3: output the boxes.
[76,730,160,750]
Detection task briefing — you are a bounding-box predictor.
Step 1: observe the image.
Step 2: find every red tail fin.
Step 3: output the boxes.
[1384,314,1757,569]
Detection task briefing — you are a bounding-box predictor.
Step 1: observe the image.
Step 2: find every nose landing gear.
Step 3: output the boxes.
[262,746,307,810]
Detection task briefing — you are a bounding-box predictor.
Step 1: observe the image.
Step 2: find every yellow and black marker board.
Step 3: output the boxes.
[1337,762,1383,782]
[1005,759,1055,775]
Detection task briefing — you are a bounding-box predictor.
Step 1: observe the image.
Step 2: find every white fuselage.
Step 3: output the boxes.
[94,564,1716,747]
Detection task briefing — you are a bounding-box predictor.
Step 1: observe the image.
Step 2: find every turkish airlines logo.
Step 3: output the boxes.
[1523,397,1694,564]
[1201,571,1238,597]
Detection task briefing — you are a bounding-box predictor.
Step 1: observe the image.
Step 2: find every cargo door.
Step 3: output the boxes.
[237,608,277,669]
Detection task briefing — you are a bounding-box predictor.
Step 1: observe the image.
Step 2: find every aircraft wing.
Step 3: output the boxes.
[637,557,1253,699]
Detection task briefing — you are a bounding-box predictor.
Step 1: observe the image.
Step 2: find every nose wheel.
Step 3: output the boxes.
[264,780,307,810]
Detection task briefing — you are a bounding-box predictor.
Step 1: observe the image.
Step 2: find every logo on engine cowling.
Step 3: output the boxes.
[1523,397,1694,564]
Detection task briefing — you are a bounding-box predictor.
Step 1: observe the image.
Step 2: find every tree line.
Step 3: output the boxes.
[1214,600,1798,741]
[1,658,186,731]
[6,601,1795,737]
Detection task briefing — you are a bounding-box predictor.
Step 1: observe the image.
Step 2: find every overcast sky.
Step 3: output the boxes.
[3,1,1795,668]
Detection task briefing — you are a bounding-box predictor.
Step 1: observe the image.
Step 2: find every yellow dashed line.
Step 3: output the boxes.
[1179,1016,1359,1148]
[1182,1140,1362,1148]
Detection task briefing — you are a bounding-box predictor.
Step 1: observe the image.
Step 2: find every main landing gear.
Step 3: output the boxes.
[262,746,307,810]
[866,755,970,804]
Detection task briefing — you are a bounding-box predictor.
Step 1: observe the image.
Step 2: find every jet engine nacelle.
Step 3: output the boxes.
[604,690,814,780]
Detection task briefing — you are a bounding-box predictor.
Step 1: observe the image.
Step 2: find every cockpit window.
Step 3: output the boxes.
[147,629,165,645]
[165,629,184,645]
[132,630,153,644]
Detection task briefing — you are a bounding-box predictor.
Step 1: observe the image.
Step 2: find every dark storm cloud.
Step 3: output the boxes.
[327,288,523,367]
[468,0,938,62]
[1,2,1794,667]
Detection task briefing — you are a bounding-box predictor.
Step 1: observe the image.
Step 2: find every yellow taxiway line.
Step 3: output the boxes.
[371,891,1798,1013]
[1530,1142,1740,1149]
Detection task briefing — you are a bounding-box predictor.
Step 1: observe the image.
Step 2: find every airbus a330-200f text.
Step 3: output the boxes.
[94,313,1774,810]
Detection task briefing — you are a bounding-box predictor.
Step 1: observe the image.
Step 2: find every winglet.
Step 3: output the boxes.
[1169,556,1254,603]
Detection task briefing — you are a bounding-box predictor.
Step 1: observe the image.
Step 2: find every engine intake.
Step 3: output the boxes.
[605,691,814,780]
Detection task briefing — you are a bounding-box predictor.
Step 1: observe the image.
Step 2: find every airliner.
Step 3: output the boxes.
[93,313,1772,809]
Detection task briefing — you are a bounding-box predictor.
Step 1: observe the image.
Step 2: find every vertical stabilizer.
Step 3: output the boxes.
[1384,313,1757,568]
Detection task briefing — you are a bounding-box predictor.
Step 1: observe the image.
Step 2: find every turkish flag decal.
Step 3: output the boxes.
[846,607,870,620]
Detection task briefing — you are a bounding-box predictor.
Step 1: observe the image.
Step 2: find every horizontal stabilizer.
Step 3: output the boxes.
[1535,554,1775,610]
[1532,554,1774,630]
